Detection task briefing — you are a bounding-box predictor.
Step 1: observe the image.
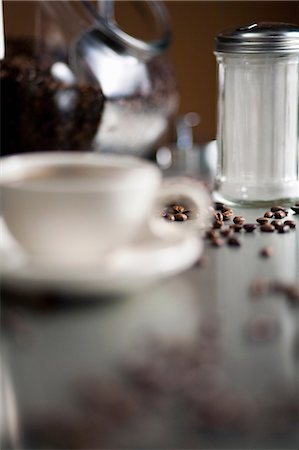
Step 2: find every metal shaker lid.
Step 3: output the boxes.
[215,22,299,54]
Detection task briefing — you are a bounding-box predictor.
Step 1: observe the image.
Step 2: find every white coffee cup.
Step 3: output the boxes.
[0,152,210,265]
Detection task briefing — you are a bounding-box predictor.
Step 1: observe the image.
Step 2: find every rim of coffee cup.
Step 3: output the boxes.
[0,152,161,191]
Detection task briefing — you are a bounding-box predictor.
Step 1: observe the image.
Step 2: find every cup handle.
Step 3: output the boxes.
[150,176,212,238]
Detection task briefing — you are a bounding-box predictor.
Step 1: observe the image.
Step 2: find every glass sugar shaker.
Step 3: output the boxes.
[214,23,299,205]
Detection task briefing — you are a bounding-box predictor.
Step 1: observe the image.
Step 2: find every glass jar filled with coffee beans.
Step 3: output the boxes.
[1,1,178,157]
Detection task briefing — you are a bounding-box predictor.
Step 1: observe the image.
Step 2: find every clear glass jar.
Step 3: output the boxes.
[215,23,299,205]
[1,1,178,157]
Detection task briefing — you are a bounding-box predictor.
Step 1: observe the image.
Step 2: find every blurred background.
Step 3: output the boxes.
[4,0,299,143]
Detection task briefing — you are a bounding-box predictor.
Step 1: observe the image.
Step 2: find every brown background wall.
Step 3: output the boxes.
[4,1,299,143]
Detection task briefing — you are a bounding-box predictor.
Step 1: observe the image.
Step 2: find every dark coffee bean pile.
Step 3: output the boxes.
[1,42,104,155]
[200,200,299,273]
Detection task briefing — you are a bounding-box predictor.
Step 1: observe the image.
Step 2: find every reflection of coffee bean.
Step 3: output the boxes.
[284,220,296,229]
[271,220,283,229]
[260,224,275,232]
[243,224,257,232]
[227,236,241,247]
[220,227,233,237]
[230,224,243,232]
[259,247,274,258]
[211,237,225,247]
[277,225,290,234]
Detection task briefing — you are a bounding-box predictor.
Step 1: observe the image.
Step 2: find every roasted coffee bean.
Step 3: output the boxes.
[210,237,225,247]
[274,210,286,219]
[227,236,241,247]
[243,223,257,232]
[270,220,283,229]
[270,206,285,212]
[172,205,186,213]
[259,247,274,258]
[221,206,233,214]
[284,220,296,229]
[175,213,188,221]
[256,217,269,225]
[233,216,245,225]
[260,224,275,232]
[277,224,290,234]
[264,211,274,218]
[164,213,175,221]
[213,219,223,229]
[214,202,225,211]
[291,205,299,214]
[220,227,233,237]
[222,210,233,221]
[214,212,223,221]
[230,224,243,232]
[295,201,299,207]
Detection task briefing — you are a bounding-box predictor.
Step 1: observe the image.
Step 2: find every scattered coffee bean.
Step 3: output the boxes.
[233,216,245,225]
[260,224,275,232]
[210,237,225,247]
[243,223,257,232]
[222,210,233,221]
[175,213,188,222]
[164,213,175,222]
[284,220,296,229]
[213,220,223,229]
[277,224,290,234]
[256,217,269,225]
[264,211,274,218]
[230,224,243,232]
[172,205,186,213]
[270,220,283,229]
[270,206,285,213]
[274,210,286,219]
[214,212,223,221]
[220,227,233,237]
[227,236,241,247]
[291,205,299,214]
[214,202,225,211]
[259,247,274,258]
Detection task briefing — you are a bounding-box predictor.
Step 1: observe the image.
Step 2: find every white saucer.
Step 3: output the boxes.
[0,219,202,296]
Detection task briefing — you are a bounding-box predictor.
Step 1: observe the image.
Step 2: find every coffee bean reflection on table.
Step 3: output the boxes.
[24,332,299,448]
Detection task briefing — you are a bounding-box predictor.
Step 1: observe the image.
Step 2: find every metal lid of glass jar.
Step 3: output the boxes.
[215,22,299,54]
